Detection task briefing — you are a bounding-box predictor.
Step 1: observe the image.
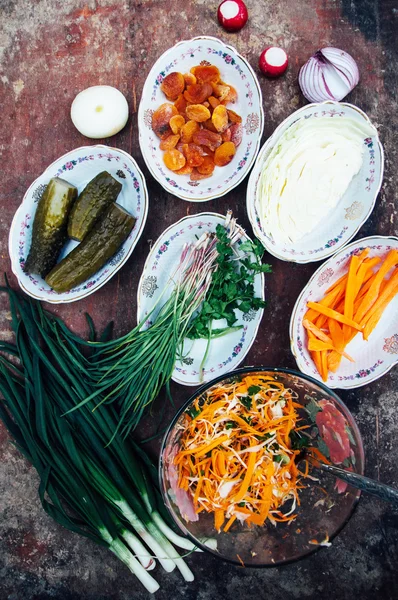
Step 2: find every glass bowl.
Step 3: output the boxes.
[159,367,364,567]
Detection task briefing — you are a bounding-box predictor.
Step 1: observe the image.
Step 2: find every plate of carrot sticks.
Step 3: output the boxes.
[290,236,398,389]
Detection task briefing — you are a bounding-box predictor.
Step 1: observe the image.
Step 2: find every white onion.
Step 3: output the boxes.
[71,86,129,139]
[299,47,359,103]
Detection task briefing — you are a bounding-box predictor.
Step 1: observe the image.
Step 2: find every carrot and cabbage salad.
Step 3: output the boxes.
[303,247,398,381]
[174,375,309,533]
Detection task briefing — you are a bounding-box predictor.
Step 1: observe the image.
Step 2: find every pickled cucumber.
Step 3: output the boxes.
[25,177,78,277]
[46,203,135,293]
[67,171,122,241]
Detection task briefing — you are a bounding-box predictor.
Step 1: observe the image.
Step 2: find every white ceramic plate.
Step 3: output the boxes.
[247,101,384,263]
[137,213,265,386]
[290,236,398,389]
[9,145,149,303]
[138,36,264,202]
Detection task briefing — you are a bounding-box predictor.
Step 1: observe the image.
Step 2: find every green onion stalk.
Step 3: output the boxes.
[64,212,240,439]
[0,284,216,593]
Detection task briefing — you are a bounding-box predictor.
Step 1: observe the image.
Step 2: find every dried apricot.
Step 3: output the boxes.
[161,72,185,100]
[193,129,222,151]
[197,155,215,176]
[221,128,232,143]
[208,96,220,110]
[174,94,188,116]
[185,104,211,123]
[227,109,242,124]
[203,119,218,133]
[184,83,213,104]
[190,168,211,181]
[175,164,193,175]
[211,83,230,102]
[221,85,238,105]
[180,120,200,143]
[163,149,186,171]
[201,147,215,158]
[212,105,228,132]
[191,65,220,84]
[184,72,197,86]
[230,123,243,147]
[170,115,185,134]
[152,103,178,139]
[183,143,204,168]
[214,141,236,167]
[159,134,180,151]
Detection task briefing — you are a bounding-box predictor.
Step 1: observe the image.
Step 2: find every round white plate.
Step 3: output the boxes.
[137,213,265,386]
[9,145,149,303]
[290,235,398,389]
[138,36,264,202]
[247,101,384,263]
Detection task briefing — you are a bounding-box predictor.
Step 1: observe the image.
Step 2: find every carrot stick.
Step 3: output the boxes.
[362,270,398,339]
[308,338,354,362]
[327,351,341,373]
[214,509,225,532]
[342,255,359,339]
[223,514,236,532]
[233,450,257,503]
[353,257,381,298]
[325,248,369,294]
[320,351,328,382]
[306,302,363,330]
[354,249,398,323]
[304,283,345,323]
[303,319,334,344]
[177,434,229,458]
[310,350,322,377]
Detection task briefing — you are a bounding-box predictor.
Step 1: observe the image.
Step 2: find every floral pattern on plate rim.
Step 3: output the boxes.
[148,135,254,194]
[54,152,142,213]
[137,213,265,385]
[292,240,398,385]
[15,151,142,295]
[17,210,117,295]
[252,111,379,258]
[383,334,398,355]
[150,45,255,106]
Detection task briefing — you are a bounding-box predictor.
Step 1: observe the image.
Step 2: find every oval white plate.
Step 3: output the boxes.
[290,235,398,389]
[137,213,265,386]
[138,36,264,202]
[9,145,149,303]
[247,101,384,263]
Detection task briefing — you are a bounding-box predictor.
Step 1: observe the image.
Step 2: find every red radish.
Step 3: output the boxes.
[259,47,288,77]
[217,0,248,32]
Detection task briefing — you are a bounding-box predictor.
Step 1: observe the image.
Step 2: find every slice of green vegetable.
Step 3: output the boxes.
[68,171,122,241]
[25,177,78,277]
[46,203,135,293]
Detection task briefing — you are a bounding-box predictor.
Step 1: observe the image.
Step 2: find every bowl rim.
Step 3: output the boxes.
[289,234,398,389]
[159,365,365,567]
[137,35,264,203]
[246,100,385,264]
[8,144,149,304]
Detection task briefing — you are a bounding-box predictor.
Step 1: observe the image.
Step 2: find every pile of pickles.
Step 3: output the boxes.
[25,172,135,293]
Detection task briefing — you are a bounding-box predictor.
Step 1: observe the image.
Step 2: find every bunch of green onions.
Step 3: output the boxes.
[0,285,216,593]
[64,213,240,439]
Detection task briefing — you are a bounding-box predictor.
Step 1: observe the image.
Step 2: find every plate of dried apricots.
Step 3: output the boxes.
[138,36,264,202]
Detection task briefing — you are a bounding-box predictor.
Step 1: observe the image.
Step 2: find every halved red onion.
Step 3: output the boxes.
[299,47,359,103]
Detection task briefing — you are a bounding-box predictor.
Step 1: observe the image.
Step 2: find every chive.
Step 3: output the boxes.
[0,283,207,591]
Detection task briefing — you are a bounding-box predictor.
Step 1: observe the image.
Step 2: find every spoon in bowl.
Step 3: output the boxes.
[304,452,398,505]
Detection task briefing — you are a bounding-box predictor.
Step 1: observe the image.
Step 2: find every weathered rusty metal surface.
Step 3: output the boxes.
[1,0,398,598]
